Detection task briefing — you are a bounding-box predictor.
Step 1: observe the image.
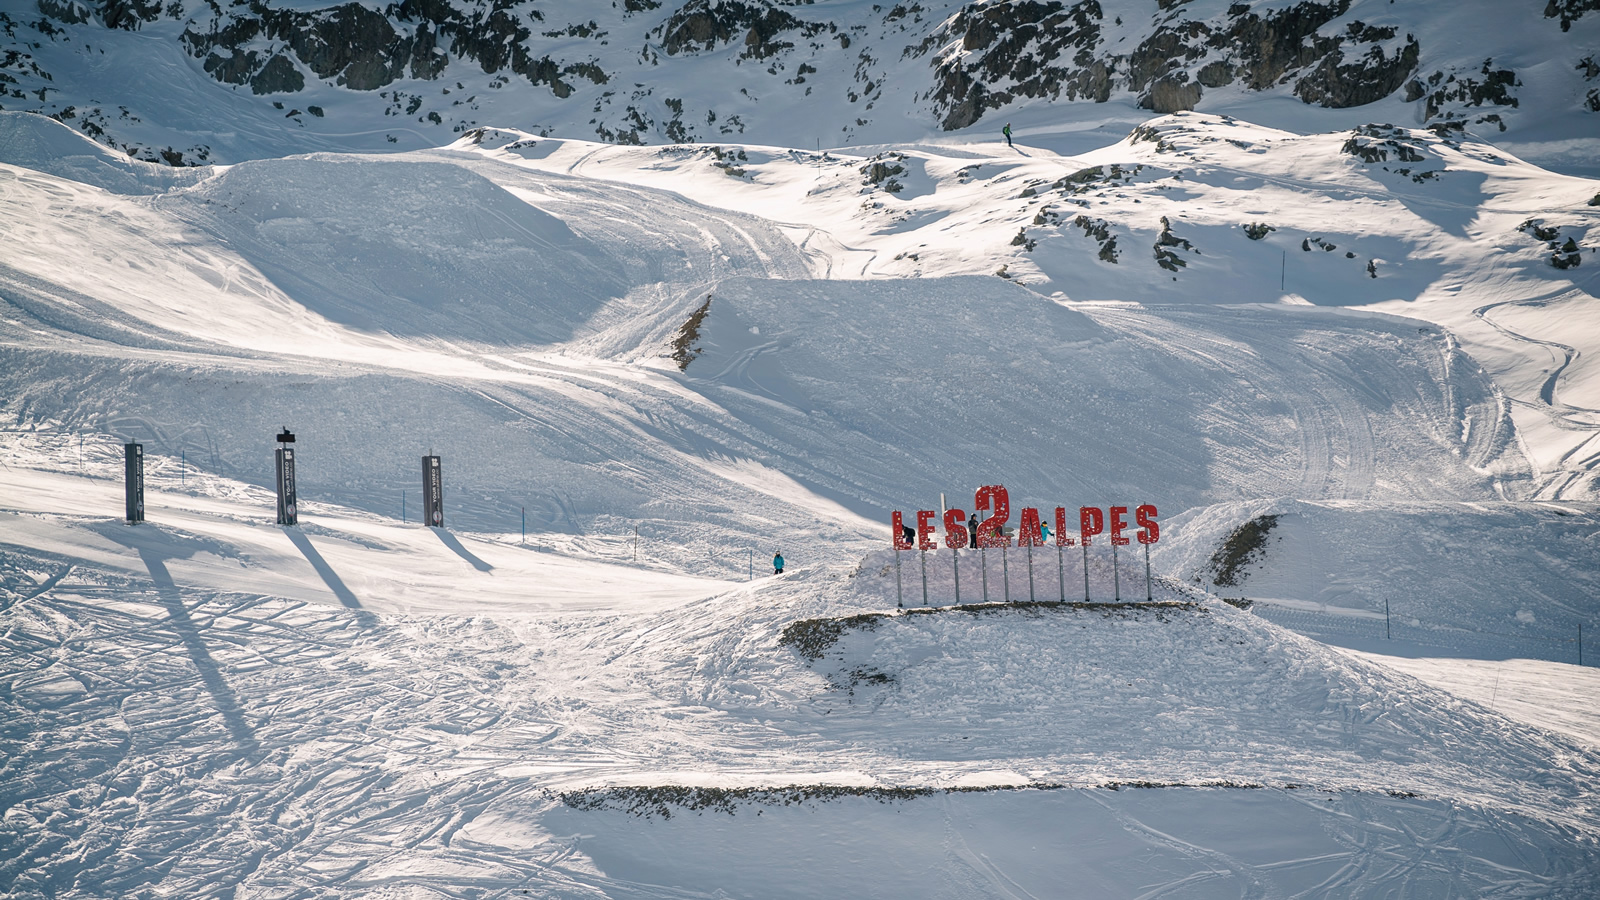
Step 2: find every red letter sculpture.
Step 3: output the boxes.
[944,508,969,549]
[916,510,938,551]
[1136,504,1160,544]
[1054,507,1076,546]
[1079,507,1105,546]
[1017,507,1045,547]
[892,511,913,550]
[975,485,1011,548]
[1109,505,1131,546]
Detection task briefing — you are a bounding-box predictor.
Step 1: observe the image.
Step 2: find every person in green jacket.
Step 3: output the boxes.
[1003,123,1013,148]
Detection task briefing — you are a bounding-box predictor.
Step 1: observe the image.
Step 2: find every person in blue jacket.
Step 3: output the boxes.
[773,551,785,575]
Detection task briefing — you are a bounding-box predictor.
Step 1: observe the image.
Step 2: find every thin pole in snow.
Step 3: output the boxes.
[402,490,406,523]
[1026,541,1035,603]
[919,548,928,607]
[521,507,525,543]
[1145,542,1152,602]
[78,434,83,471]
[894,546,903,608]
[1385,597,1391,639]
[1057,541,1065,603]
[1082,543,1090,602]
[1002,545,1010,604]
[1579,623,1583,666]
[1281,250,1286,291]
[953,548,960,605]
[633,526,638,561]
[749,548,753,581]
[181,450,185,486]
[981,546,989,602]
[1112,542,1121,602]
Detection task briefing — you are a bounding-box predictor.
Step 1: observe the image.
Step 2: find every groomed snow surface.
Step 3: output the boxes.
[3,109,1600,896]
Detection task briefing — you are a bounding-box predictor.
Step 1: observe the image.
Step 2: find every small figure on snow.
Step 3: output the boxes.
[773,551,785,575]
[967,512,980,549]
[1041,520,1052,543]
[902,522,916,545]
[1003,123,1013,148]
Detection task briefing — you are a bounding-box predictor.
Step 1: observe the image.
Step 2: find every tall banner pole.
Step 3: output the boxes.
[1113,542,1121,601]
[422,454,443,528]
[1002,546,1010,604]
[952,549,960,605]
[274,428,298,526]
[124,443,144,524]
[981,547,989,602]
[1145,542,1152,602]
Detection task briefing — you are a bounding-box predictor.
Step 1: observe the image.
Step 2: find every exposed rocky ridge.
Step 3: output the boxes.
[0,0,1594,162]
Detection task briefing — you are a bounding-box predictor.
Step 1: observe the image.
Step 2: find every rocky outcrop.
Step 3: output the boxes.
[180,0,604,96]
[927,0,1421,129]
[655,0,825,60]
[930,0,1108,130]
[1544,0,1600,31]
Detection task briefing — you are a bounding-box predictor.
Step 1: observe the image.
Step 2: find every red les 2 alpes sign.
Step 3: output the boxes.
[892,485,1158,550]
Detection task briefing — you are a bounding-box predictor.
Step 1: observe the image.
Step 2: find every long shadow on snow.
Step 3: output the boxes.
[283,527,371,612]
[93,522,260,755]
[429,526,494,573]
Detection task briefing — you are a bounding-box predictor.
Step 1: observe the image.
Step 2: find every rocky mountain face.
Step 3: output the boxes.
[1,0,1596,163]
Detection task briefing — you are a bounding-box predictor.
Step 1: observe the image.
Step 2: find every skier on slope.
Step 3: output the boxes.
[1003,123,1013,148]
[773,551,785,575]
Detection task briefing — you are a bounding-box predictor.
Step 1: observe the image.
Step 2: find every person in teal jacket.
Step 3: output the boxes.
[773,552,785,575]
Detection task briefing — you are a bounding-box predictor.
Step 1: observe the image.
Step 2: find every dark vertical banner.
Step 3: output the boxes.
[276,447,298,525]
[422,455,443,527]
[124,442,144,524]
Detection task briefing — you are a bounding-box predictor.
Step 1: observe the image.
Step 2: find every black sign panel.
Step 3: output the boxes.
[276,447,298,525]
[422,455,443,528]
[124,442,144,524]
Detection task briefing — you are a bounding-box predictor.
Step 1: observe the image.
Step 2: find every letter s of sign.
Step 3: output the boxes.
[1109,506,1131,546]
[891,511,914,549]
[1136,504,1160,544]
[944,508,969,549]
[916,510,938,551]
[974,485,1011,548]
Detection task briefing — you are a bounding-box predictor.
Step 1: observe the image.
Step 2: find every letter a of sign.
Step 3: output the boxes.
[422,456,444,528]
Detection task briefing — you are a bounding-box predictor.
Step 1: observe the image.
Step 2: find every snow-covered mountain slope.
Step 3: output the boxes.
[4,0,1600,176]
[5,46,1600,895]
[5,460,1600,896]
[450,115,1600,497]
